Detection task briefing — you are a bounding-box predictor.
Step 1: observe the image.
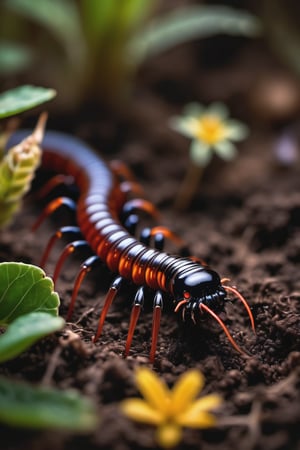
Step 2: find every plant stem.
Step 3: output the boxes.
[173,162,204,211]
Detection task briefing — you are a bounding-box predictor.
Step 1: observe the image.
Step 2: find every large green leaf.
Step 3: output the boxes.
[0,262,60,325]
[0,85,56,119]
[0,312,64,363]
[0,377,98,430]
[129,5,262,63]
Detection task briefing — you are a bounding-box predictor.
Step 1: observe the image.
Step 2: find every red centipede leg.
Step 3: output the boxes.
[110,160,137,182]
[150,227,186,249]
[222,284,256,333]
[120,181,145,197]
[122,199,160,221]
[200,303,249,356]
[31,197,76,232]
[124,287,144,357]
[93,276,123,342]
[35,174,74,199]
[67,255,100,321]
[53,240,89,284]
[39,226,81,269]
[149,291,163,363]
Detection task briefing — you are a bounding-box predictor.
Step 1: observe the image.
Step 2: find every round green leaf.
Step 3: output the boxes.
[0,262,60,326]
[0,85,56,119]
[0,377,98,431]
[0,312,65,363]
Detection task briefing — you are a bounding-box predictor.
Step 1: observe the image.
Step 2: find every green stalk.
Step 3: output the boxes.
[174,162,204,211]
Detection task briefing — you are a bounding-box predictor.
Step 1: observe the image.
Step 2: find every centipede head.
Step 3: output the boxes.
[173,268,227,319]
[172,268,255,355]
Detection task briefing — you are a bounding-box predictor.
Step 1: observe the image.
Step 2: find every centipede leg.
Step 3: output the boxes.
[40,225,81,268]
[123,214,139,235]
[122,199,160,222]
[93,276,123,342]
[31,197,76,232]
[109,160,137,182]
[67,255,100,321]
[35,174,74,200]
[142,226,189,255]
[53,240,90,284]
[149,290,163,363]
[124,287,144,357]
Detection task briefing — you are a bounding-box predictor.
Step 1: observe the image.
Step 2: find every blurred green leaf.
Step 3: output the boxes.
[0,377,98,430]
[0,42,33,74]
[0,85,56,118]
[0,312,64,363]
[4,0,86,65]
[130,5,262,63]
[0,262,60,325]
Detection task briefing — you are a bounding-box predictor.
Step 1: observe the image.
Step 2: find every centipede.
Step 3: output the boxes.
[7,119,255,362]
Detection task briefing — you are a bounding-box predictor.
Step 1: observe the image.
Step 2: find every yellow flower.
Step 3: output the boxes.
[121,368,222,448]
[170,102,248,167]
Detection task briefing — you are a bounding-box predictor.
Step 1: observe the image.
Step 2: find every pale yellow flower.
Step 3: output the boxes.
[170,102,248,167]
[121,368,222,448]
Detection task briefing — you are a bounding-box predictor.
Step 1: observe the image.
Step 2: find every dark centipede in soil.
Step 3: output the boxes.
[8,129,255,362]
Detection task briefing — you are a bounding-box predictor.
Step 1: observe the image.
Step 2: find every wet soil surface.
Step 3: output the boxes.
[1,33,300,450]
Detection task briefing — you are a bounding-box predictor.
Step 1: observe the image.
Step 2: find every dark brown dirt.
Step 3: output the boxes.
[1,15,300,450]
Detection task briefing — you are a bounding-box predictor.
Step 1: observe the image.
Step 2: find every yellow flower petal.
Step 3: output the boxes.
[135,368,170,414]
[170,370,204,415]
[156,423,182,449]
[176,394,222,427]
[177,411,218,428]
[121,399,164,425]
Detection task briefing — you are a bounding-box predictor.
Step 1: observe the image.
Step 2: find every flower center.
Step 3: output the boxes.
[196,115,227,144]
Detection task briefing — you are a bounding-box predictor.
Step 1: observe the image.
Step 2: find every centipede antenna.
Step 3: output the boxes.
[40,226,81,268]
[223,285,256,333]
[31,197,76,232]
[149,291,163,363]
[200,303,248,356]
[67,255,99,321]
[124,287,144,357]
[93,276,123,342]
[53,240,88,284]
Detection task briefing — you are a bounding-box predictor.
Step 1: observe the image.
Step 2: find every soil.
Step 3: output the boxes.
[1,6,300,450]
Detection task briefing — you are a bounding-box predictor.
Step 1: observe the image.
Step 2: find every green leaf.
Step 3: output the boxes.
[129,5,262,63]
[0,377,98,430]
[0,262,60,325]
[0,85,56,119]
[5,0,86,66]
[0,312,64,363]
[0,42,33,75]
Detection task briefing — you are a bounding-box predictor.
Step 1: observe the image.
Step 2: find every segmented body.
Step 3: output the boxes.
[7,130,254,361]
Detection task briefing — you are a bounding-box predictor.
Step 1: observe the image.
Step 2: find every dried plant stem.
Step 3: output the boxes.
[0,113,47,228]
[174,161,204,211]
